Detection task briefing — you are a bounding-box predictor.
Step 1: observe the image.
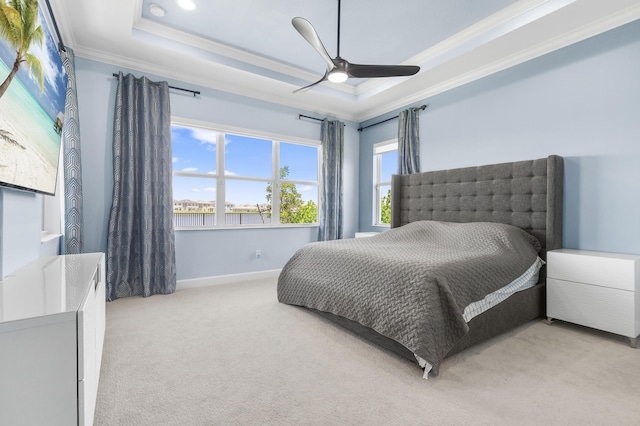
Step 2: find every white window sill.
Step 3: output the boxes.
[41,233,62,244]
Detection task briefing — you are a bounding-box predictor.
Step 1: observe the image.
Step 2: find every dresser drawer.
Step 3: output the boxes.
[547,250,639,291]
[547,278,636,337]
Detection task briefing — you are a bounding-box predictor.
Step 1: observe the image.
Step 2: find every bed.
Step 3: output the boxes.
[277,155,564,377]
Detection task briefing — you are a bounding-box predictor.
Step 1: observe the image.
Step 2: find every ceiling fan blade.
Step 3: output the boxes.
[347,63,420,79]
[293,71,328,93]
[292,17,335,71]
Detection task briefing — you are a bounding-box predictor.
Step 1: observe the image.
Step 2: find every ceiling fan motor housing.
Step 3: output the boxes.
[292,2,420,92]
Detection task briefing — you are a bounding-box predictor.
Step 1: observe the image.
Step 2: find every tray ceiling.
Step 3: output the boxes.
[50,0,640,122]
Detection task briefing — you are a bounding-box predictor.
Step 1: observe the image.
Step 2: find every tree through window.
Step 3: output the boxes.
[373,140,398,225]
[171,121,320,228]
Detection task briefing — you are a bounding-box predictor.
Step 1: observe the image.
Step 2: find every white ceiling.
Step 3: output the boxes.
[50,0,640,122]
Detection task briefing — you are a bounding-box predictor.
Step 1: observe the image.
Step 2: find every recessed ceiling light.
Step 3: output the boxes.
[176,0,196,11]
[149,3,166,17]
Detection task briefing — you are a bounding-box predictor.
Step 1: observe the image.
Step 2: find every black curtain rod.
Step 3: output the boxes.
[298,114,324,122]
[357,104,427,132]
[43,0,65,52]
[112,73,201,97]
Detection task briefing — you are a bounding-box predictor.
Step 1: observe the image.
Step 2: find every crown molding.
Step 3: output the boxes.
[354,0,554,97]
[71,43,364,122]
[128,0,562,101]
[47,0,78,49]
[56,0,640,125]
[131,17,357,97]
[352,0,640,122]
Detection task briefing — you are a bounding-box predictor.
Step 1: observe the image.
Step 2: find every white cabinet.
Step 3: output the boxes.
[546,249,640,347]
[0,253,106,426]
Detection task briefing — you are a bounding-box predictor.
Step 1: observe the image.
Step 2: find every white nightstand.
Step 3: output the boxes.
[546,249,640,348]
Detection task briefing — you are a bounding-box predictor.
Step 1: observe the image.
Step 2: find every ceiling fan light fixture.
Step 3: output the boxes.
[328,69,348,83]
[292,0,419,92]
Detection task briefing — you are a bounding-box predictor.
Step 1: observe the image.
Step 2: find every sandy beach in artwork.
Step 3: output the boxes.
[0,72,61,195]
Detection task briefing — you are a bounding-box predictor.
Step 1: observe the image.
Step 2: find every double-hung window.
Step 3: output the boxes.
[171,120,320,228]
[373,140,398,226]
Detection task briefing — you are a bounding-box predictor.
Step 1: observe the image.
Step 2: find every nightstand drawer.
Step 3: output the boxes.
[547,250,639,291]
[547,278,636,337]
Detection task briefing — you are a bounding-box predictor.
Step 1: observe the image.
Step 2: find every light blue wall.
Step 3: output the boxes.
[359,20,640,255]
[74,58,359,280]
[3,20,637,281]
[175,227,318,279]
[0,189,42,278]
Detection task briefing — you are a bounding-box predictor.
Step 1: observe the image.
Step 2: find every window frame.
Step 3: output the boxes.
[372,139,398,227]
[41,149,64,242]
[172,117,321,230]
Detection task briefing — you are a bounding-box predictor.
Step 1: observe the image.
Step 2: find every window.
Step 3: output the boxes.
[171,120,320,228]
[373,140,398,226]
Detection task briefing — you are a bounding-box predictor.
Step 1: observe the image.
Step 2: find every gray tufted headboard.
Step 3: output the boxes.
[390,155,564,261]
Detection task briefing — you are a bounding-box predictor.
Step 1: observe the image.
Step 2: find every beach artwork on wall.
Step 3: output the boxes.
[0,0,67,195]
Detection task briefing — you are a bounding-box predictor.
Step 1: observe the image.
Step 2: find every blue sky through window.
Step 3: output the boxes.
[381,150,397,182]
[280,142,318,181]
[225,134,272,178]
[172,125,318,205]
[172,126,217,175]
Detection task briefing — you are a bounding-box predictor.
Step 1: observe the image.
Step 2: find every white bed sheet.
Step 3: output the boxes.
[462,256,545,322]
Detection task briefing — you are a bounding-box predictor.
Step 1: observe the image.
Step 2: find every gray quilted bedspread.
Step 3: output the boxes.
[277,220,541,375]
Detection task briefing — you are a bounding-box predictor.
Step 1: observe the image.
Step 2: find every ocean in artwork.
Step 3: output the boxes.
[0,58,62,195]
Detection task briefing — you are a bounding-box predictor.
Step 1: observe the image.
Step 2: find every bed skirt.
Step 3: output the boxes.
[307,282,545,366]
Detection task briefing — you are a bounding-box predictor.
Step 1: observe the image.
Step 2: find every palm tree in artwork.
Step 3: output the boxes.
[0,0,44,99]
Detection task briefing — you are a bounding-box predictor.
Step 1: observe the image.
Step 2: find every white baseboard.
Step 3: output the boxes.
[177,269,282,290]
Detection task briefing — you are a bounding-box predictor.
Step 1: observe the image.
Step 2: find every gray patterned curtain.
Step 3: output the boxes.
[398,108,420,174]
[60,47,84,254]
[318,119,344,241]
[106,73,176,301]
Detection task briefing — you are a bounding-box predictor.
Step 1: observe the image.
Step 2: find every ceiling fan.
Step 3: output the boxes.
[292,0,420,93]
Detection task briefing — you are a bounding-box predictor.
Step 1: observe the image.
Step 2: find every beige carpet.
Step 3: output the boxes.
[94,278,640,425]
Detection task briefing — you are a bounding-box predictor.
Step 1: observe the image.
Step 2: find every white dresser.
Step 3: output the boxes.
[546,249,640,347]
[0,253,106,426]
